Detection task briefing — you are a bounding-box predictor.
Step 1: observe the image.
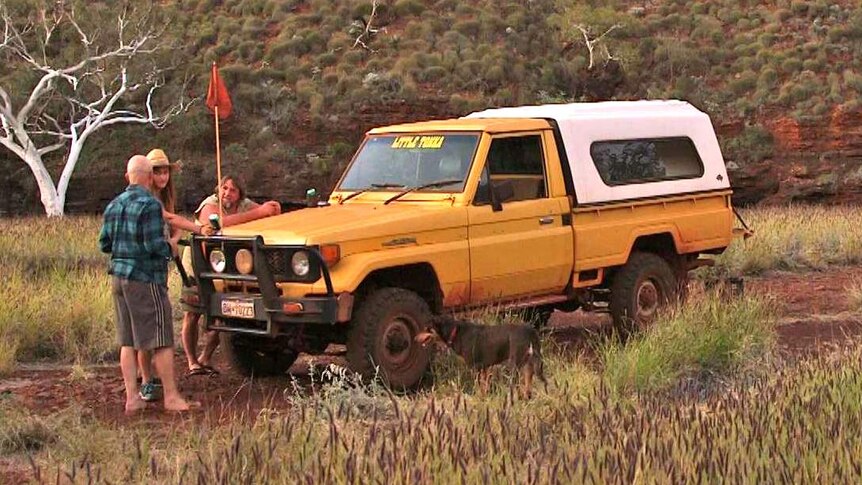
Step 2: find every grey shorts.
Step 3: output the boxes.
[111,277,174,350]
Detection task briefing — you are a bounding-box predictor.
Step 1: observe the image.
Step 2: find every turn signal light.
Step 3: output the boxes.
[319,244,341,266]
[282,302,304,313]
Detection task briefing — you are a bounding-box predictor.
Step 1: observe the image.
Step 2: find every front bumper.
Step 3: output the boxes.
[186,235,352,336]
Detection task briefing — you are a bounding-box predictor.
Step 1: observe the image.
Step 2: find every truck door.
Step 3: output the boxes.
[467,132,573,303]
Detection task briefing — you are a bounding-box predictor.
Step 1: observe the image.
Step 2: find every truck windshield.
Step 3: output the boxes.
[338,134,479,192]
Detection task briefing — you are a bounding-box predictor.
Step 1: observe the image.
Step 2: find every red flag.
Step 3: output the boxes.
[206,62,232,119]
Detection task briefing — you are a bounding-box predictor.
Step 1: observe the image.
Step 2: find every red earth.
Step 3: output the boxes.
[2,267,861,481]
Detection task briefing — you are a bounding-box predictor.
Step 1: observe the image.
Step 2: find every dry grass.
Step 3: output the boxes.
[848,279,862,313]
[712,205,862,275]
[0,217,183,373]
[5,343,862,483]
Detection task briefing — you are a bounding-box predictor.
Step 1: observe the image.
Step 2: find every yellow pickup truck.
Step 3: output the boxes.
[186,100,738,388]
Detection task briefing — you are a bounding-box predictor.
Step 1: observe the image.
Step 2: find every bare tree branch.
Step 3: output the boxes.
[574,23,622,70]
[353,0,382,52]
[37,141,65,156]
[37,6,64,63]
[0,3,190,216]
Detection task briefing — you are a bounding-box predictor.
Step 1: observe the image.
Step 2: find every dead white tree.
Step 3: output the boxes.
[352,0,383,52]
[0,3,190,216]
[574,23,622,70]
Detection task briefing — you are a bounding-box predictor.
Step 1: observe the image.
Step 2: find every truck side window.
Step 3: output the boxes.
[590,137,704,186]
[482,135,547,202]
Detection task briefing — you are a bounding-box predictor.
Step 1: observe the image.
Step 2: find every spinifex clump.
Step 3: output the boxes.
[600,291,777,394]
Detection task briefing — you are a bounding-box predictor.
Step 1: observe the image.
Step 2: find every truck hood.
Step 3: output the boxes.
[224,202,466,245]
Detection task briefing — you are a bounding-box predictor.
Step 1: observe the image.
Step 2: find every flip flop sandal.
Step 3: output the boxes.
[199,365,220,376]
[187,366,210,376]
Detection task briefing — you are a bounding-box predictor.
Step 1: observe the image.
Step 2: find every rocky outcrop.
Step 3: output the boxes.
[728,106,862,206]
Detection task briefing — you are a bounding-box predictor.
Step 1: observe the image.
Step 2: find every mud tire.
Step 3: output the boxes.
[609,252,678,335]
[346,288,432,389]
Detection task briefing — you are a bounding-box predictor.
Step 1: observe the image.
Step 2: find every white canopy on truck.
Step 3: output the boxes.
[467,100,731,205]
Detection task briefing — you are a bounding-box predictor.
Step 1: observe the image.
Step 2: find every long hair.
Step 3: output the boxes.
[216,175,246,200]
[153,170,176,213]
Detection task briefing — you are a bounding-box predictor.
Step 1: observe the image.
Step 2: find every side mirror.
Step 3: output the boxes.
[305,187,320,207]
[491,181,515,211]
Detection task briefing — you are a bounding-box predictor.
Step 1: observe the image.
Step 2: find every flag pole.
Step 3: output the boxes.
[214,105,224,224]
[213,64,224,224]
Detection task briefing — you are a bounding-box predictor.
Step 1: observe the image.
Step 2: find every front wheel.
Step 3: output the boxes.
[222,333,299,377]
[346,288,432,389]
[609,252,679,335]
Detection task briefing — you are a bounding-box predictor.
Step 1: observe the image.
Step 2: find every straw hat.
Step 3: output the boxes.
[145,148,182,169]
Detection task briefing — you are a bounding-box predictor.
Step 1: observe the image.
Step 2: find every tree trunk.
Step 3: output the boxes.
[56,137,86,214]
[22,147,64,216]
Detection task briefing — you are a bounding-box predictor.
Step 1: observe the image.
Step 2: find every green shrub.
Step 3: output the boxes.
[721,124,774,166]
[802,58,823,72]
[790,1,809,15]
[844,69,862,93]
[237,40,262,62]
[454,19,481,39]
[241,17,265,36]
[417,65,447,83]
[728,70,758,95]
[394,0,425,16]
[601,292,777,394]
[757,67,779,89]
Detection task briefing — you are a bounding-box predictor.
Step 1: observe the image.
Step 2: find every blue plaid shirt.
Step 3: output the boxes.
[99,184,171,285]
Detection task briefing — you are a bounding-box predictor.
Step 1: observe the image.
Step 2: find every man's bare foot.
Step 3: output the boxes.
[164,396,201,413]
[125,398,147,415]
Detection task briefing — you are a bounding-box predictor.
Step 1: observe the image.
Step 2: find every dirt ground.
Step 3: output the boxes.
[2,266,862,441]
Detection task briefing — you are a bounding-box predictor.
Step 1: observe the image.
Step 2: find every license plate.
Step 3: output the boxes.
[221,298,255,319]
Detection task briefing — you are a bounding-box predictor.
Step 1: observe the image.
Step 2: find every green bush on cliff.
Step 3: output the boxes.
[721,125,775,166]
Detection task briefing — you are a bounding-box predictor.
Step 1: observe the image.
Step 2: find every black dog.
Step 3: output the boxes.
[415,315,547,398]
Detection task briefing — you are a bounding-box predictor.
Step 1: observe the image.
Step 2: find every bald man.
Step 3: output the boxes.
[99,155,198,414]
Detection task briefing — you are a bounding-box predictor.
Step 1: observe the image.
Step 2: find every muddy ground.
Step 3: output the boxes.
[2,267,861,449]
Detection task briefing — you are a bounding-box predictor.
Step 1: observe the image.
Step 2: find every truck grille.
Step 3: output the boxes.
[264,250,290,278]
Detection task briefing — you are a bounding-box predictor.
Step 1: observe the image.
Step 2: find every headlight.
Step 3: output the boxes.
[235,249,253,274]
[209,249,226,273]
[291,251,310,276]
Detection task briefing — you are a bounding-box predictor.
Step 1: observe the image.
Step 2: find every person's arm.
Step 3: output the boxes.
[164,210,203,234]
[141,200,172,260]
[198,201,280,228]
[98,219,112,254]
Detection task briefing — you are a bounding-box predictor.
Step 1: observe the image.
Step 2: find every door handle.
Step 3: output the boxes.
[539,216,554,225]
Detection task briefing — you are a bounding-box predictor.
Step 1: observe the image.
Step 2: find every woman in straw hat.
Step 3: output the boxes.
[146,148,208,240]
[137,148,211,402]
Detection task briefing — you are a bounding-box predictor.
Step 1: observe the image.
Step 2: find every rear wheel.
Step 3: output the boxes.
[346,288,432,389]
[609,252,679,335]
[222,333,299,377]
[519,306,554,329]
